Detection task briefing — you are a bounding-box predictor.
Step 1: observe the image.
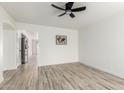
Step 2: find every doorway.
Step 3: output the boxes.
[20,33,28,64]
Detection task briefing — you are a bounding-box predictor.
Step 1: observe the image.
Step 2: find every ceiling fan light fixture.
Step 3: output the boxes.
[66,11,72,15]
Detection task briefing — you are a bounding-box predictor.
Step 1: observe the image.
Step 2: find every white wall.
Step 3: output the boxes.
[38,26,79,66]
[0,6,16,83]
[0,23,3,82]
[3,29,16,70]
[16,23,79,66]
[32,39,38,56]
[79,11,124,79]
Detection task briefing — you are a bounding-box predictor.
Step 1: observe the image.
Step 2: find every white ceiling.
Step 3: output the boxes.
[1,2,124,30]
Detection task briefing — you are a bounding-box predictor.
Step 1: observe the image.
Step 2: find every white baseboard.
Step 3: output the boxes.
[3,66,17,71]
[80,62,124,79]
[38,61,79,67]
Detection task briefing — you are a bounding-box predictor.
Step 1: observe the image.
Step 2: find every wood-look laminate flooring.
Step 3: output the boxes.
[0,58,124,90]
[0,56,38,90]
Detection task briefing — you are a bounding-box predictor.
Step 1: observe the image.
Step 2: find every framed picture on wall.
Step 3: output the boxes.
[56,35,67,45]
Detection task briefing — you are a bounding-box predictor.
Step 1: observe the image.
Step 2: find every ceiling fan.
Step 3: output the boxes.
[51,2,86,18]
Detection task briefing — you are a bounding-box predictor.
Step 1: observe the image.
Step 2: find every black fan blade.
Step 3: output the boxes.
[66,2,74,10]
[58,12,66,17]
[70,13,75,18]
[51,4,65,11]
[71,6,86,12]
